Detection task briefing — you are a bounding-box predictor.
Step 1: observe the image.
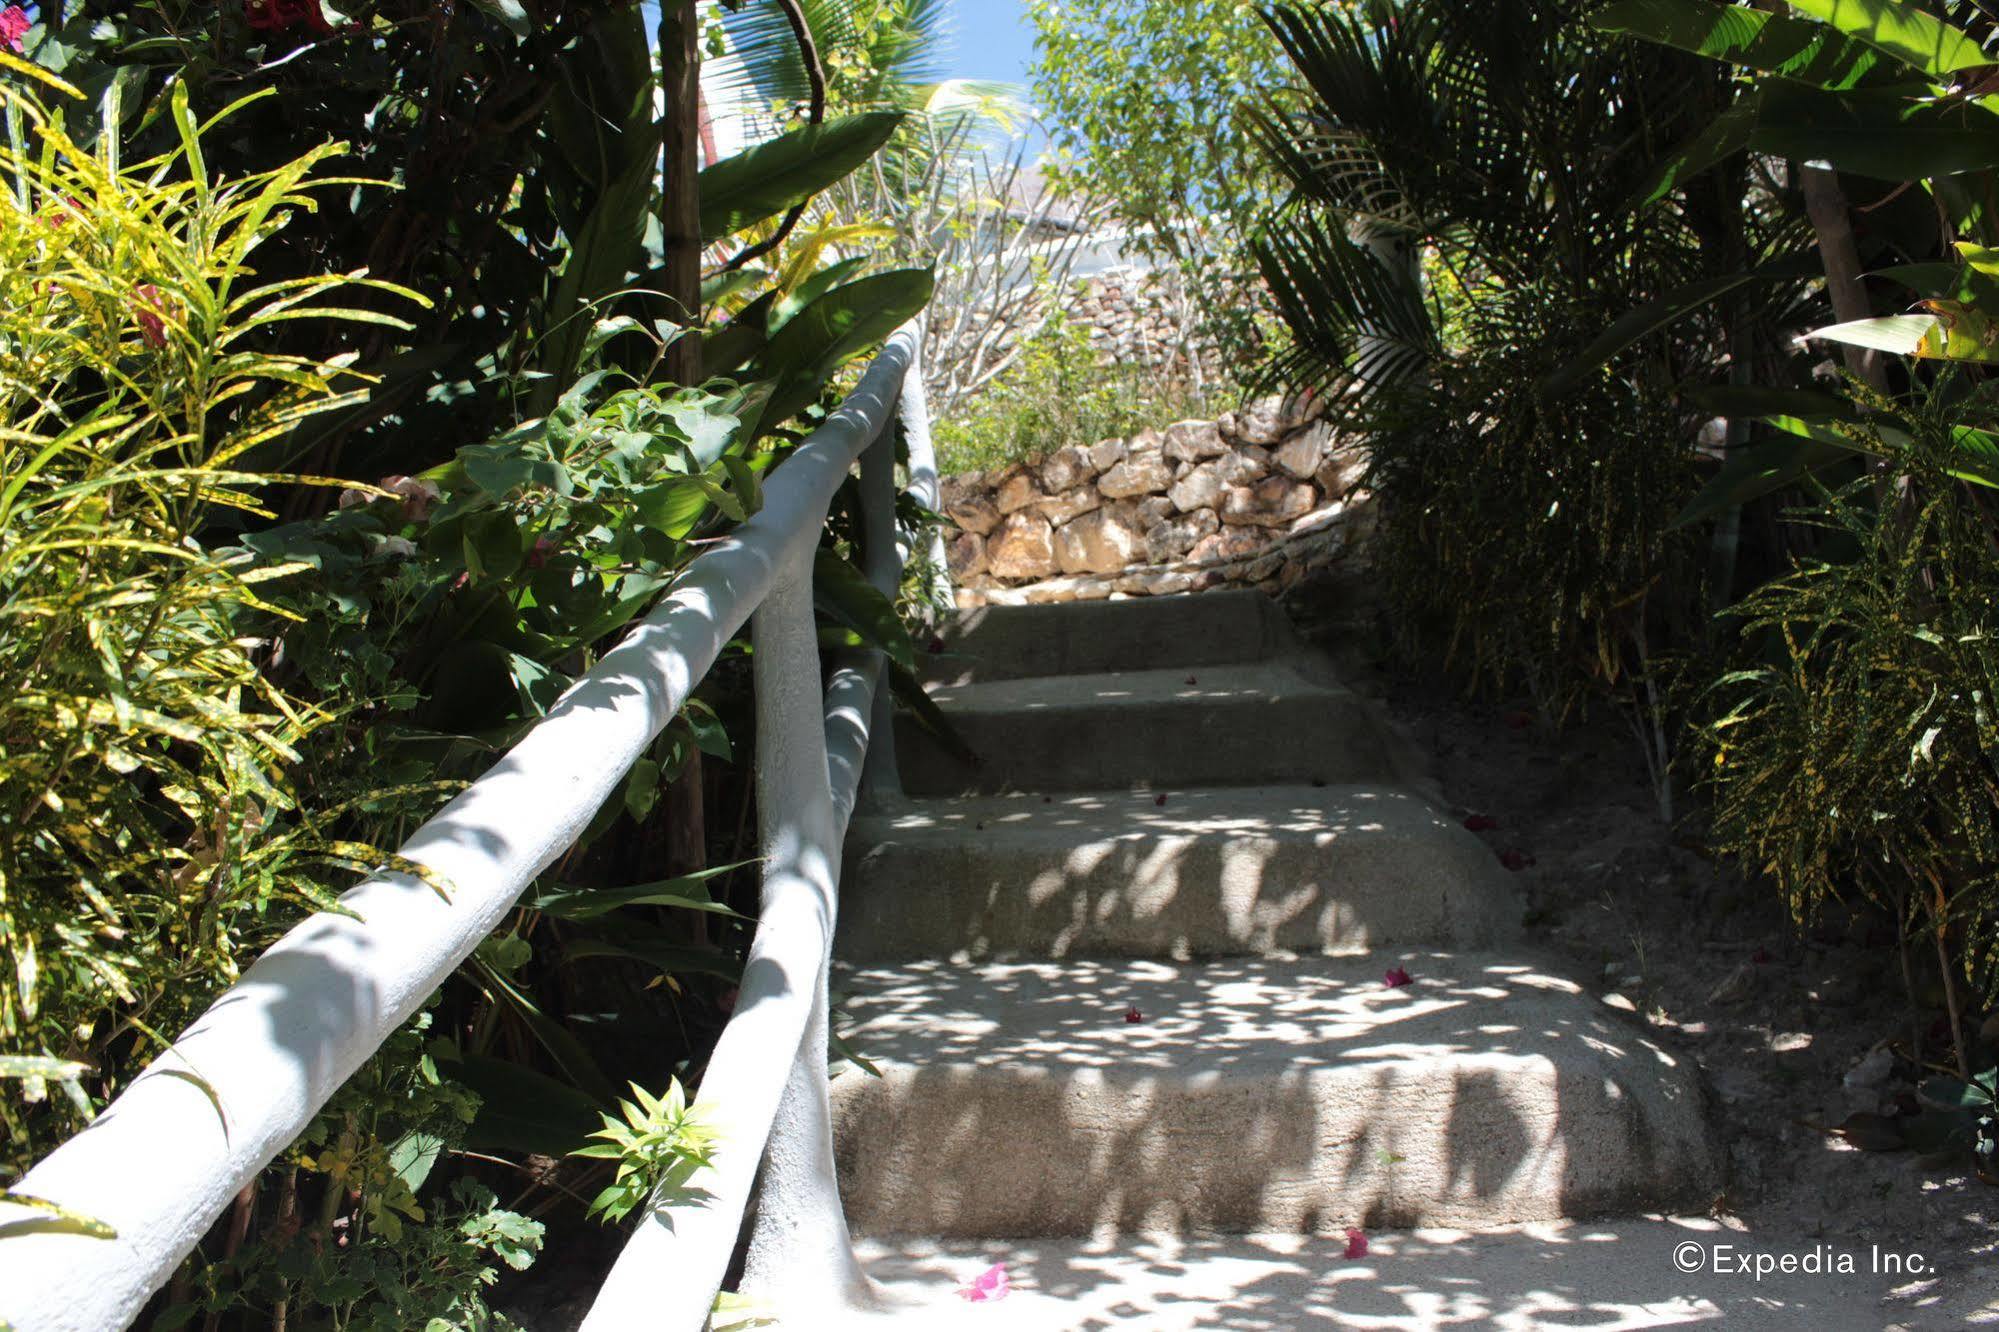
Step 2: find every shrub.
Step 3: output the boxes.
[932,309,1206,476]
[0,81,417,1182]
[1695,387,1999,1066]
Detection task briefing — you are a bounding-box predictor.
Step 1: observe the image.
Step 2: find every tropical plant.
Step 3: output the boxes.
[1028,0,1289,385]
[1248,0,1742,804]
[0,76,421,1192]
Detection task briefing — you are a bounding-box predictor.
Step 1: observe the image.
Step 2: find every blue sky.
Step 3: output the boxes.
[945,0,1038,90]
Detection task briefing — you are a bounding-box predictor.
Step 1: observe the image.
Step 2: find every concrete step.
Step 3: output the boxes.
[804,1222,1929,1330]
[927,589,1297,685]
[838,785,1520,963]
[895,660,1395,796]
[829,954,1721,1239]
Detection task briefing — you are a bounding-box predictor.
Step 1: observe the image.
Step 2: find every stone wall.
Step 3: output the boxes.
[940,394,1369,608]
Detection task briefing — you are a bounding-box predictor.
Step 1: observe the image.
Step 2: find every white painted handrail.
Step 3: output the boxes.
[0,324,940,1331]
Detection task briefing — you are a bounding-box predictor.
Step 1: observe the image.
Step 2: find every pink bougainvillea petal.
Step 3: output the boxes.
[1462,813,1499,832]
[958,1263,1010,1302]
[1344,1228,1369,1260]
[1124,1004,1143,1024]
[1383,966,1412,989]
[0,6,30,53]
[1498,848,1535,872]
[1154,794,1168,807]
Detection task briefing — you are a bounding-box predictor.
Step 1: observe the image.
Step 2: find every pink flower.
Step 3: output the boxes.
[1154,794,1167,807]
[246,0,332,34]
[1123,1004,1142,1024]
[1383,966,1412,989]
[1344,1227,1369,1260]
[958,1263,1010,1302]
[1462,813,1498,832]
[0,7,30,53]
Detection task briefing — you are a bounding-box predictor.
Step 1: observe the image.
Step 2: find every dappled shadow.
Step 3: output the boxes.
[839,785,1518,961]
[843,1223,1895,1330]
[828,955,1718,1239]
[895,659,1395,796]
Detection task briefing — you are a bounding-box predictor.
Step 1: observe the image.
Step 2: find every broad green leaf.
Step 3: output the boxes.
[813,549,917,675]
[0,1190,115,1239]
[444,1052,606,1157]
[1785,0,1992,76]
[467,0,532,37]
[1636,99,1758,206]
[1811,309,1999,362]
[699,113,906,240]
[0,1055,90,1081]
[528,863,754,922]
[467,957,618,1105]
[1752,82,1999,179]
[1671,433,1856,528]
[1592,1,1885,87]
[756,268,935,427]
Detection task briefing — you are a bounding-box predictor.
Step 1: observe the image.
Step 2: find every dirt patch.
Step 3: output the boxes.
[1283,565,1998,1324]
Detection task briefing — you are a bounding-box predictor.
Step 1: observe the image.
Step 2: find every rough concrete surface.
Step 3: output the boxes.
[830,954,1721,1237]
[840,785,1520,962]
[894,660,1394,796]
[777,1220,1992,1330]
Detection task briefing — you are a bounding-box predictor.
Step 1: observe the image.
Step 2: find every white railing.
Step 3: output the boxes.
[0,324,940,1331]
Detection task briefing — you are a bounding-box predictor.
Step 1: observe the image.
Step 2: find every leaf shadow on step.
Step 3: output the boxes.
[829,956,1719,1241]
[851,1221,1887,1330]
[840,787,1513,962]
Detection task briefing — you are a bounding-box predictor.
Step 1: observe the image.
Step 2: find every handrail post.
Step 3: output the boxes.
[856,404,905,808]
[736,549,875,1315]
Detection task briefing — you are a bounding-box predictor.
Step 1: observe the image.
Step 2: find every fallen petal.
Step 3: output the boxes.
[1462,814,1499,832]
[1383,966,1413,989]
[1124,1004,1143,1024]
[1344,1228,1369,1260]
[958,1263,1011,1302]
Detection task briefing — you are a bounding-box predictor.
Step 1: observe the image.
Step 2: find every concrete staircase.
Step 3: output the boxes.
[823,591,1725,1325]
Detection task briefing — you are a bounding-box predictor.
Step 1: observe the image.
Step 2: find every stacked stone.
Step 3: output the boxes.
[940,395,1369,607]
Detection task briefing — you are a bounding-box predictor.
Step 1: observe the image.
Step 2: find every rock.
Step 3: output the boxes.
[1169,460,1228,513]
[1245,552,1285,582]
[1087,437,1128,473]
[995,467,1043,515]
[1219,447,1271,486]
[1288,502,1346,538]
[1036,486,1103,527]
[1163,419,1228,463]
[1222,477,1316,528]
[1145,509,1221,563]
[944,489,1001,537]
[1022,575,1116,604]
[1098,440,1174,499]
[1272,422,1330,480]
[1134,495,1177,529]
[1037,444,1100,493]
[1234,395,1290,445]
[986,512,1057,581]
[1116,568,1195,597]
[1187,528,1267,566]
[1054,507,1143,576]
[1314,444,1368,498]
[946,531,988,579]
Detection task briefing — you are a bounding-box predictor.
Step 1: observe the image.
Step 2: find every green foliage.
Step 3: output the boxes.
[932,311,1205,475]
[1028,0,1286,370]
[570,1078,717,1225]
[0,82,420,1184]
[165,1013,543,1330]
[1694,387,1999,1004]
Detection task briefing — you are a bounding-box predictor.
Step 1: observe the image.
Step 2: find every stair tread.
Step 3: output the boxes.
[923,659,1347,712]
[834,952,1674,1078]
[838,786,1520,961]
[814,1225,1901,1330]
[829,955,1720,1235]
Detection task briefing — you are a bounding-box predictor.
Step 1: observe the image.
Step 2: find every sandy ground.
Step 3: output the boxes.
[1281,566,1999,1329]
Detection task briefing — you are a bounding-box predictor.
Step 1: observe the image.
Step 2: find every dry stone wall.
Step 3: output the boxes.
[940,394,1370,608]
